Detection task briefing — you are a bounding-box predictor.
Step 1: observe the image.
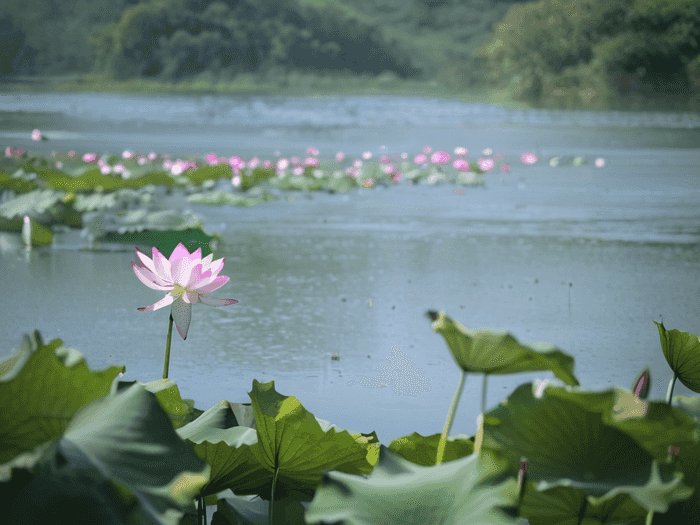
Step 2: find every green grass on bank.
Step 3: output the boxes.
[0,72,545,112]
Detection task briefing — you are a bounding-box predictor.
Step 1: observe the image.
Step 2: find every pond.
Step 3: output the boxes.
[1,93,700,448]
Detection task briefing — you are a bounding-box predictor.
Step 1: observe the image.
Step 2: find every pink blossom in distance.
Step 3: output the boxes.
[521,152,538,165]
[132,243,238,339]
[595,158,605,168]
[431,151,450,164]
[31,129,42,141]
[453,159,470,172]
[477,157,494,172]
[303,156,319,167]
[335,152,345,163]
[413,153,428,165]
[454,147,468,156]
[83,153,97,163]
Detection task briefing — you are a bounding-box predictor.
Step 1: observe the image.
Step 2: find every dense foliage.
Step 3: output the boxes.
[1,0,699,110]
[469,0,700,109]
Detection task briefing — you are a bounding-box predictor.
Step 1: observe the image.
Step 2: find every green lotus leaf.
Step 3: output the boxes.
[0,189,65,219]
[247,380,377,497]
[520,485,649,525]
[541,384,700,460]
[177,400,269,497]
[214,490,310,525]
[187,190,274,206]
[648,440,700,524]
[140,378,198,429]
[388,432,474,466]
[305,445,518,525]
[0,330,124,464]
[655,321,700,393]
[100,226,217,258]
[427,310,579,386]
[6,383,210,525]
[603,388,699,460]
[185,164,232,186]
[72,191,118,212]
[480,382,693,513]
[672,395,700,424]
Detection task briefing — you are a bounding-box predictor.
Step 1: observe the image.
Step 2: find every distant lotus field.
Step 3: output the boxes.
[1,128,606,254]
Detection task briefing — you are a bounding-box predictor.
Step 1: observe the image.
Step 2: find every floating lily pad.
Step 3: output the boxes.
[427,310,579,386]
[655,321,700,393]
[0,330,124,465]
[305,446,518,525]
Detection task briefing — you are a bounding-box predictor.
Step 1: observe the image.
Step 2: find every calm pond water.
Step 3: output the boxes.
[1,93,700,448]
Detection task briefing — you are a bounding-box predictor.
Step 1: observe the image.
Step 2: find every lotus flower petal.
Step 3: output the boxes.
[131,261,172,291]
[138,293,175,312]
[199,296,239,307]
[196,275,229,295]
[152,248,172,283]
[172,299,192,339]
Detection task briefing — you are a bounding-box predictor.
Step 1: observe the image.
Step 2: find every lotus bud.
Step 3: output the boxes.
[22,215,31,249]
[632,368,651,399]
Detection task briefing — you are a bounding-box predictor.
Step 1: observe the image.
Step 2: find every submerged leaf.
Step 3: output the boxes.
[427,310,579,385]
[655,321,700,393]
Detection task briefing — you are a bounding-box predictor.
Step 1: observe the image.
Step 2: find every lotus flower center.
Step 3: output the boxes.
[171,283,197,301]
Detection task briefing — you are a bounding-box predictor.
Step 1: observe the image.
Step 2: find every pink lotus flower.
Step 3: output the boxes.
[306,146,319,156]
[431,151,450,164]
[83,153,97,163]
[248,157,260,169]
[335,152,345,163]
[31,129,42,141]
[454,147,468,156]
[303,156,319,167]
[595,157,605,168]
[477,157,494,172]
[133,243,238,339]
[453,159,471,172]
[413,153,428,165]
[521,152,538,165]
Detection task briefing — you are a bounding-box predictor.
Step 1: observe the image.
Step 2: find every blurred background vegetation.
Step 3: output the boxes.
[0,0,698,111]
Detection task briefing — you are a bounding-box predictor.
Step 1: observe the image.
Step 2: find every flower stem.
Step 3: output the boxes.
[436,370,467,465]
[666,373,678,405]
[163,313,173,380]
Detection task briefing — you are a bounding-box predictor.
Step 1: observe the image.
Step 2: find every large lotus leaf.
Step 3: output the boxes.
[140,379,198,429]
[177,400,269,497]
[247,380,377,496]
[540,383,700,460]
[6,440,139,525]
[215,491,310,525]
[655,321,700,393]
[184,164,232,186]
[480,382,693,513]
[305,445,518,525]
[388,432,474,466]
[55,383,210,525]
[0,188,65,219]
[519,485,649,525]
[602,387,699,460]
[73,191,118,212]
[647,440,700,524]
[427,310,579,386]
[101,227,217,259]
[0,330,124,464]
[672,395,700,424]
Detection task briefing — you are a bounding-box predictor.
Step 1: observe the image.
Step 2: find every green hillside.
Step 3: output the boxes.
[1,0,698,110]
